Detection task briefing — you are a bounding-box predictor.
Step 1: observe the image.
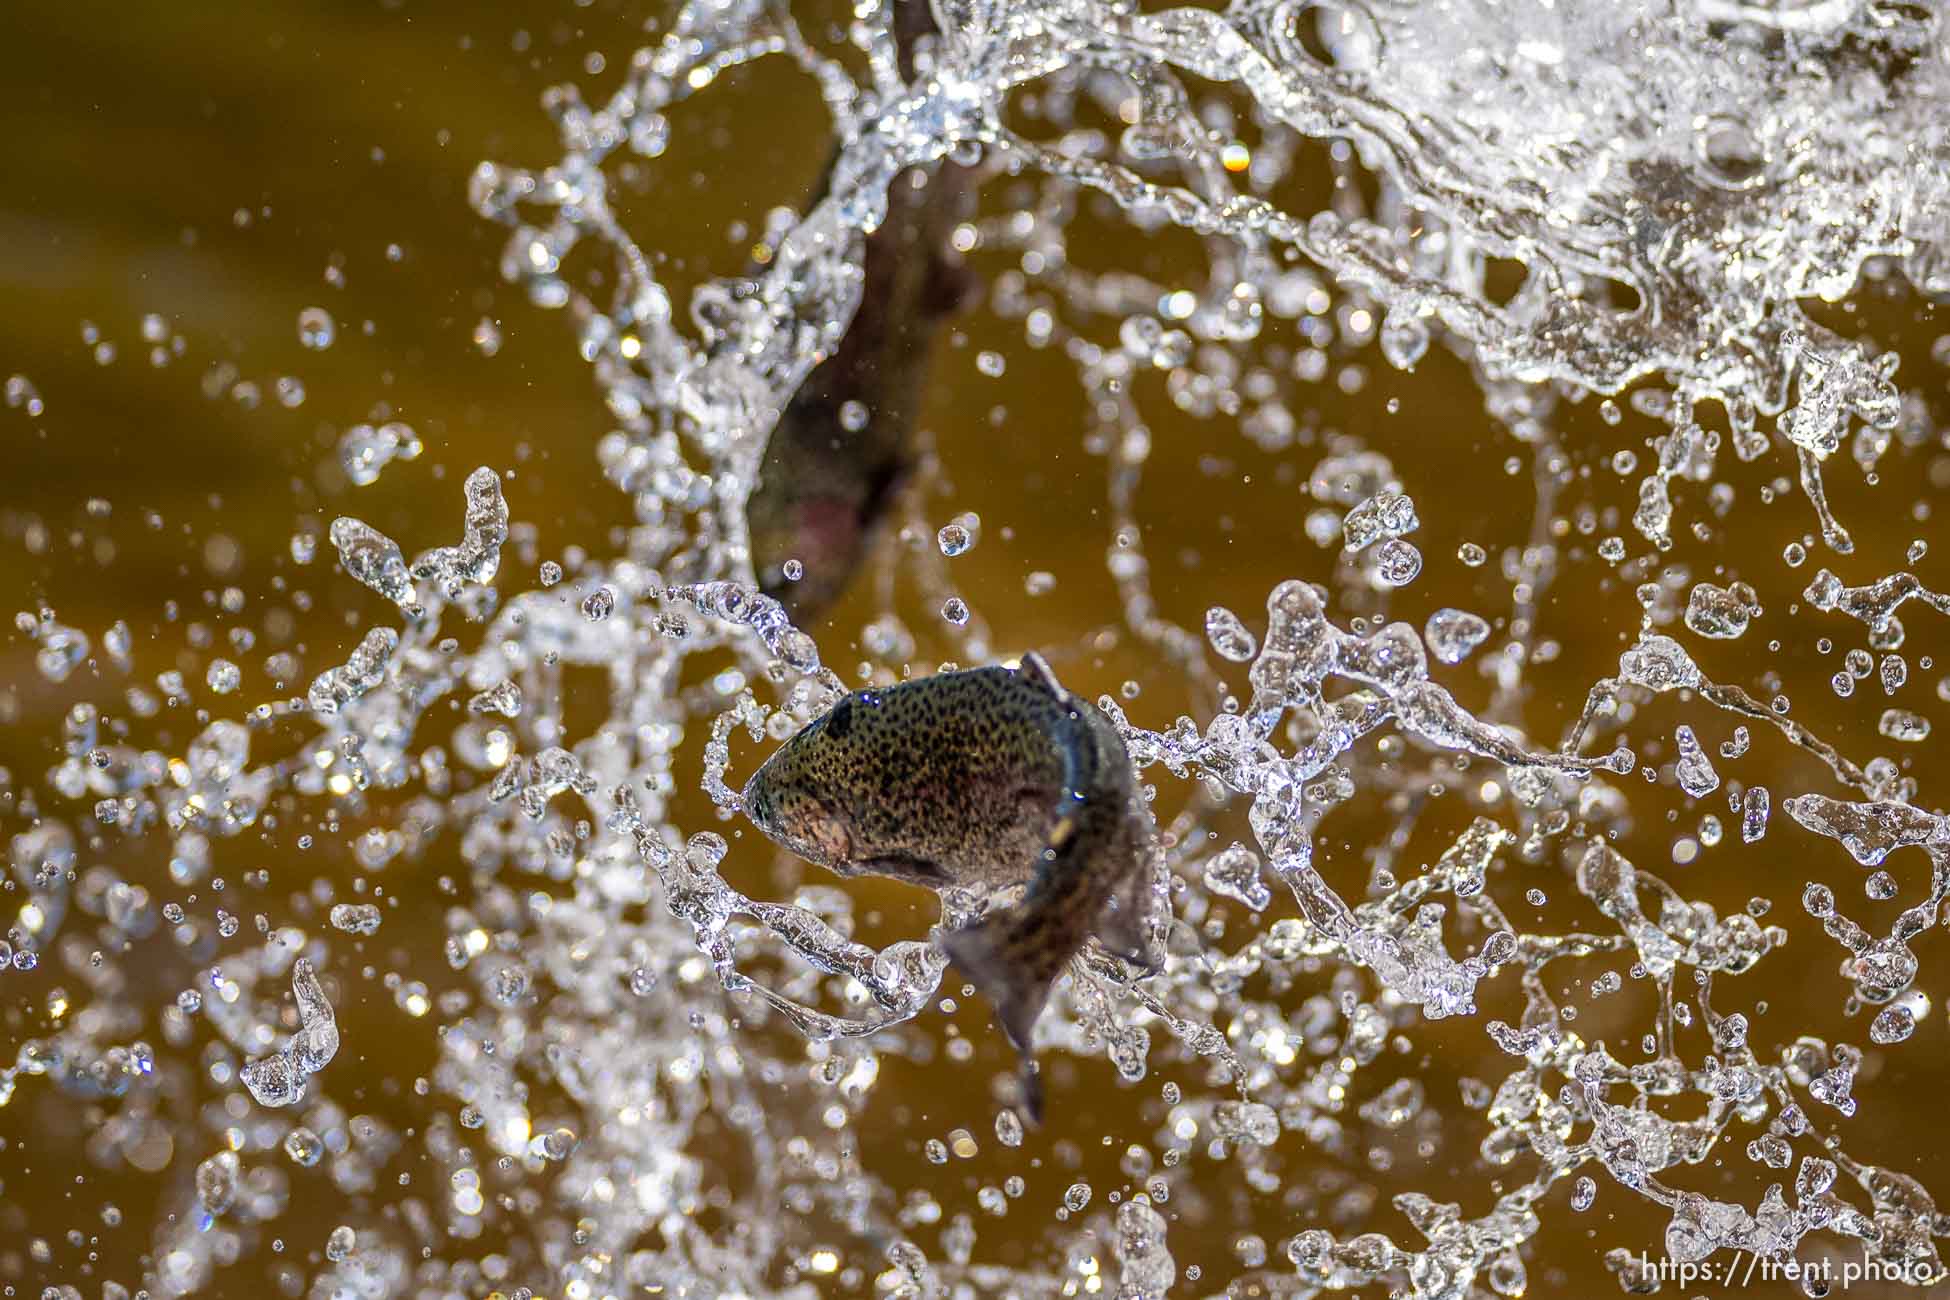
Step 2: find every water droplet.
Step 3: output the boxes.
[1202,843,1270,910]
[1204,606,1258,662]
[472,316,502,356]
[283,1127,324,1167]
[195,1151,239,1216]
[1425,608,1490,664]
[329,903,383,935]
[206,659,241,694]
[297,307,336,350]
[1372,538,1422,587]
[1878,708,1930,742]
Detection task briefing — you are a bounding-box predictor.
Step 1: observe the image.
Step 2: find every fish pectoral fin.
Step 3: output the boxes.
[857,854,952,886]
[1017,1062,1045,1128]
[939,914,1058,1058]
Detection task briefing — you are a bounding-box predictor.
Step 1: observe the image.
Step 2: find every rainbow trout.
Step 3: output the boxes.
[741,653,1156,1119]
[748,2,976,619]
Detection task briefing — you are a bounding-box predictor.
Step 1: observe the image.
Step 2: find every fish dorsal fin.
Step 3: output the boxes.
[1018,651,1068,702]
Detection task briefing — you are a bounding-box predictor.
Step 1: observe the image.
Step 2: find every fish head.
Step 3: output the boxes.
[741,698,873,870]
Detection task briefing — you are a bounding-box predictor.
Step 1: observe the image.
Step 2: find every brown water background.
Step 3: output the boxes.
[2,1,1948,1296]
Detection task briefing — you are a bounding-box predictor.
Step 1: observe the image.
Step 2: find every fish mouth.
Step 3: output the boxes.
[740,767,776,833]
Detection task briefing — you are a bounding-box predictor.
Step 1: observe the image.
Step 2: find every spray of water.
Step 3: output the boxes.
[9,0,1950,1294]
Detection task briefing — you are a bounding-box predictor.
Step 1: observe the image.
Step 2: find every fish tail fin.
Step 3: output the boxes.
[940,910,1073,1125]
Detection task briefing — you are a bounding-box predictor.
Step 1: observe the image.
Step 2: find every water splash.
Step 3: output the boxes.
[10,0,1950,1295]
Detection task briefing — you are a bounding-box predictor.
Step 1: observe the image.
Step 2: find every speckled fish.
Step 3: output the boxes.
[748,0,976,619]
[741,653,1156,1119]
